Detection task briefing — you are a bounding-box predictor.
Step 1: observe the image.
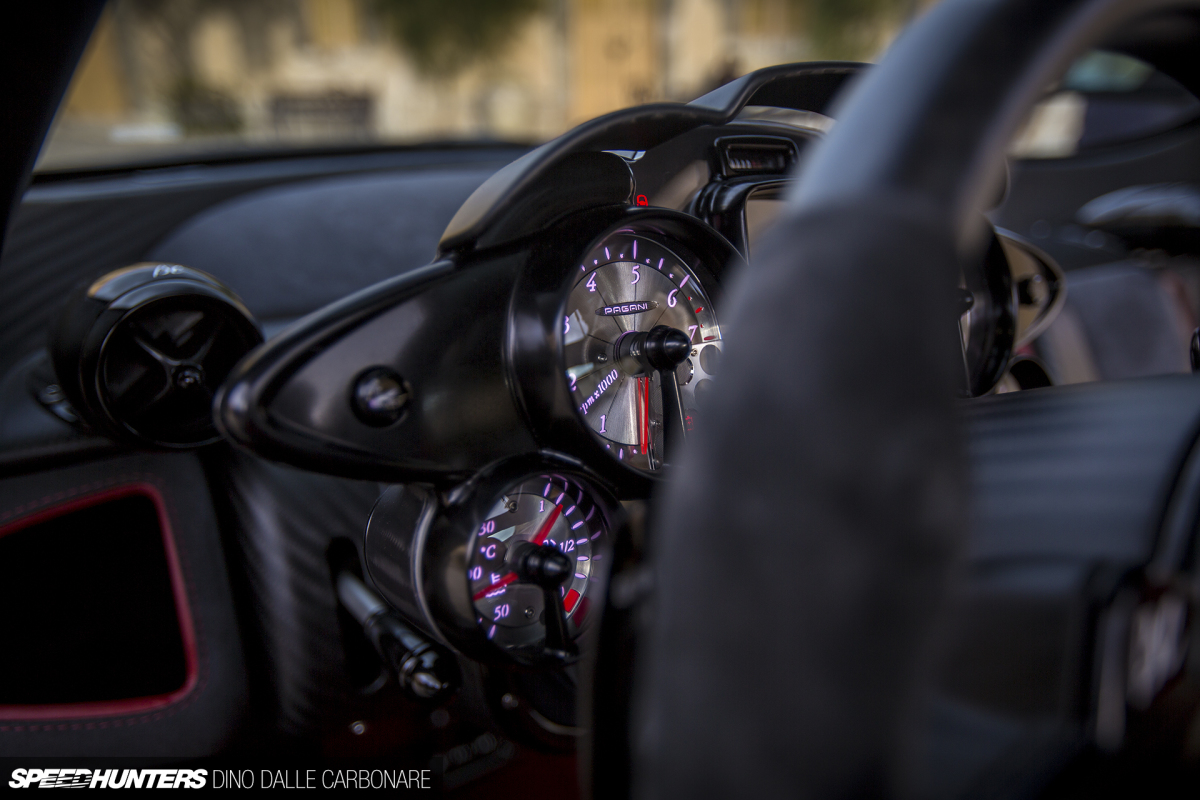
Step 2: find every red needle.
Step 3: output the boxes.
[635,377,643,454]
[473,506,561,601]
[532,504,562,545]
[639,376,650,454]
[473,571,517,601]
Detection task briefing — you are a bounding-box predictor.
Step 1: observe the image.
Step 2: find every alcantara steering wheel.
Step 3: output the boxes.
[614,0,1200,796]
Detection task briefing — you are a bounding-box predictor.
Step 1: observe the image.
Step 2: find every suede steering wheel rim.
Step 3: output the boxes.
[607,0,1200,796]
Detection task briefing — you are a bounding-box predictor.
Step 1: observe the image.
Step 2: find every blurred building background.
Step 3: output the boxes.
[40,0,931,169]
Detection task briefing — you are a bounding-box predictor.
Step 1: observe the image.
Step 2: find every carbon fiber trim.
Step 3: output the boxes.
[203,447,381,736]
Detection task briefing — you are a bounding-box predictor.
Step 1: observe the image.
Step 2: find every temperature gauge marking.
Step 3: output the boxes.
[473,571,518,601]
[467,475,608,658]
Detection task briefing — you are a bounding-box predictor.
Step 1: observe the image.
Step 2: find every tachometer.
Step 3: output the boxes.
[563,233,722,471]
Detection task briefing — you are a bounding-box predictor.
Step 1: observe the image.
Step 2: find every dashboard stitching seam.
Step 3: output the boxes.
[0,472,210,733]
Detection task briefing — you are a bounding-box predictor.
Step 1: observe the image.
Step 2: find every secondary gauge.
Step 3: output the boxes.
[563,232,722,471]
[364,457,620,666]
[467,473,607,659]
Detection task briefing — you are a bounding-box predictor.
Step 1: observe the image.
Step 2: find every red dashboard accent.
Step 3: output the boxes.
[0,483,199,721]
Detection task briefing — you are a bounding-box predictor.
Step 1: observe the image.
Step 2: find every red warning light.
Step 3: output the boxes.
[635,195,649,206]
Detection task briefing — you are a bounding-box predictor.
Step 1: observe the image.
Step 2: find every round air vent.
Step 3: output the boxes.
[52,263,263,448]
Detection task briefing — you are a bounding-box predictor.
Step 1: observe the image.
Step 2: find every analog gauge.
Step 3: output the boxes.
[563,233,721,471]
[468,474,606,657]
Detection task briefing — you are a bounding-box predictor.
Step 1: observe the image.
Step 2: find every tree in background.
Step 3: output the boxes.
[791,0,922,61]
[122,0,299,133]
[373,0,549,77]
[372,0,923,84]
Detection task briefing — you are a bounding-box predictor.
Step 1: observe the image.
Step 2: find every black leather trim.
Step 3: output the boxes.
[900,377,1200,797]
[0,150,520,384]
[0,453,248,757]
[967,377,1200,567]
[632,197,966,797]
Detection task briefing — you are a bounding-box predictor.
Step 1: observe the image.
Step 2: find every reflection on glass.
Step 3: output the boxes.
[1009,50,1200,160]
[41,0,933,171]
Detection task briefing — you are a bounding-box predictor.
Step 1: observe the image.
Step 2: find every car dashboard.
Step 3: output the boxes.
[0,60,1086,776]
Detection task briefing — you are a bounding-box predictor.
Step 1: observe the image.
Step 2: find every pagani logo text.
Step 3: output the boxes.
[9,768,207,789]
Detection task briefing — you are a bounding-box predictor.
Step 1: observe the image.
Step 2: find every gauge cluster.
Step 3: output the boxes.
[206,59,1052,751]
[564,232,722,471]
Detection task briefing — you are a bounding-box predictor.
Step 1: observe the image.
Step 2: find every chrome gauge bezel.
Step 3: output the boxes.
[419,454,625,667]
[466,472,608,659]
[564,231,724,472]
[506,206,744,498]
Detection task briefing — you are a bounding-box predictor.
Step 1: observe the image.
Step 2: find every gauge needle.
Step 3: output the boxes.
[532,504,562,545]
[638,376,650,454]
[473,506,562,601]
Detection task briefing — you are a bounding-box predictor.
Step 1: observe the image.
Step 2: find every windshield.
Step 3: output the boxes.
[39,0,933,172]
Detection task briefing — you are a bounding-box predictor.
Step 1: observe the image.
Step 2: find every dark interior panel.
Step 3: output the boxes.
[0,492,187,705]
[146,167,498,321]
[0,147,519,381]
[996,119,1200,272]
[0,453,247,758]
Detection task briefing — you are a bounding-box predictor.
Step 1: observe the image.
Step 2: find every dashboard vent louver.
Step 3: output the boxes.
[51,263,263,449]
[718,138,798,177]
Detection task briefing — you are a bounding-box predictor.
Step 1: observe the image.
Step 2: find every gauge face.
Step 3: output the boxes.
[563,233,722,471]
[467,474,606,655]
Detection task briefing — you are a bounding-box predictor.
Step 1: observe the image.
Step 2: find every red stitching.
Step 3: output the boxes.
[0,470,214,733]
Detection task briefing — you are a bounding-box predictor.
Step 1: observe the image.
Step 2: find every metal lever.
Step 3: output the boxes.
[513,542,578,661]
[336,571,458,702]
[622,324,691,464]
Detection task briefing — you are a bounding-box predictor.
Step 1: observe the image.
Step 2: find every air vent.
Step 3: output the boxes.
[718,137,798,176]
[52,263,262,448]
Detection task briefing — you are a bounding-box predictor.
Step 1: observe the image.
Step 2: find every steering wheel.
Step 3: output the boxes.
[629,0,1200,796]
